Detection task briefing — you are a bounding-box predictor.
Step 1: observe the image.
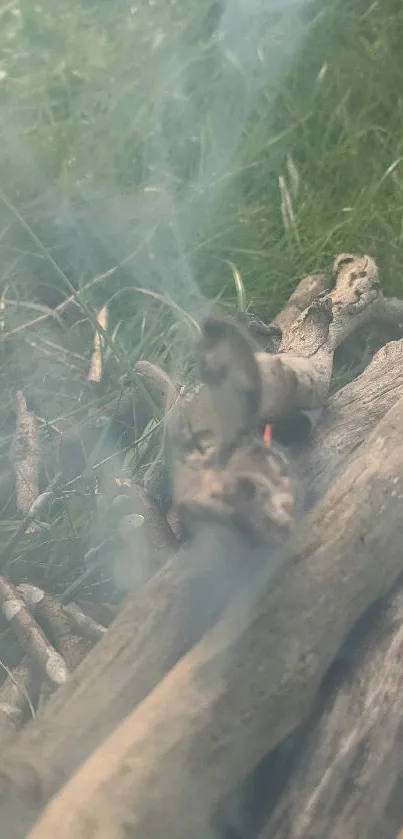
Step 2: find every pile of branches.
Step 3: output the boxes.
[1,253,403,838]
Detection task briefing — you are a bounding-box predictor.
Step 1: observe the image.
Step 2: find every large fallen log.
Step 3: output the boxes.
[26,392,403,839]
[258,582,403,839]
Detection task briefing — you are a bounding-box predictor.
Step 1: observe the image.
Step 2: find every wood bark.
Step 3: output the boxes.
[258,583,403,839]
[272,271,330,332]
[297,336,403,504]
[25,393,403,839]
[0,525,259,835]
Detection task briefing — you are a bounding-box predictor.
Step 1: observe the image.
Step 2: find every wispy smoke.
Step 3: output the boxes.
[0,5,317,836]
[90,0,310,312]
[0,0,311,318]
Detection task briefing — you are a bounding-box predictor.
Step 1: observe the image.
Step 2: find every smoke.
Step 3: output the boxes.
[0,0,314,610]
[0,0,312,314]
[0,5,314,835]
[0,0,317,464]
[76,0,310,313]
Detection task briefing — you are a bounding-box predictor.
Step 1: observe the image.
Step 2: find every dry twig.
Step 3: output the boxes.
[87,305,108,384]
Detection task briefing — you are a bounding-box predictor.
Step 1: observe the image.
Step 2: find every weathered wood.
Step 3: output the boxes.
[140,254,383,445]
[2,254,402,839]
[273,271,330,332]
[259,584,403,839]
[0,525,261,836]
[0,335,402,838]
[26,395,403,839]
[256,253,382,423]
[171,256,386,536]
[0,659,39,745]
[299,337,403,504]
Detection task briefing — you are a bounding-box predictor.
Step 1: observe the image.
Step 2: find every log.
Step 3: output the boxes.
[0,335,401,837]
[0,525,262,835]
[259,584,403,839]
[144,254,383,461]
[298,337,403,504]
[1,254,400,837]
[272,271,330,332]
[26,394,403,839]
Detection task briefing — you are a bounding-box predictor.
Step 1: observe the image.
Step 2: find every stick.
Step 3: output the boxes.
[0,577,69,687]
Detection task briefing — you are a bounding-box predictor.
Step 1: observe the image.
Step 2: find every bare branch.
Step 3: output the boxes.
[17,584,90,672]
[0,577,69,687]
[62,603,107,643]
[127,483,179,558]
[87,305,108,384]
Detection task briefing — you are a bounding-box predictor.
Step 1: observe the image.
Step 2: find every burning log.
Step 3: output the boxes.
[141,253,391,512]
[25,392,403,839]
[3,252,403,838]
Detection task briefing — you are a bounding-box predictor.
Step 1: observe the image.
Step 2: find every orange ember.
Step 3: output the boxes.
[263,424,272,445]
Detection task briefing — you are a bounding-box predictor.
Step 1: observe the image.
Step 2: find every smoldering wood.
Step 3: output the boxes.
[24,394,403,839]
[135,255,399,513]
[1,252,403,838]
[172,435,296,548]
[171,318,297,545]
[159,254,388,524]
[158,256,377,536]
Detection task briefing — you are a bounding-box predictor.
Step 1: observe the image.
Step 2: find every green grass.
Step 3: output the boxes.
[0,0,402,598]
